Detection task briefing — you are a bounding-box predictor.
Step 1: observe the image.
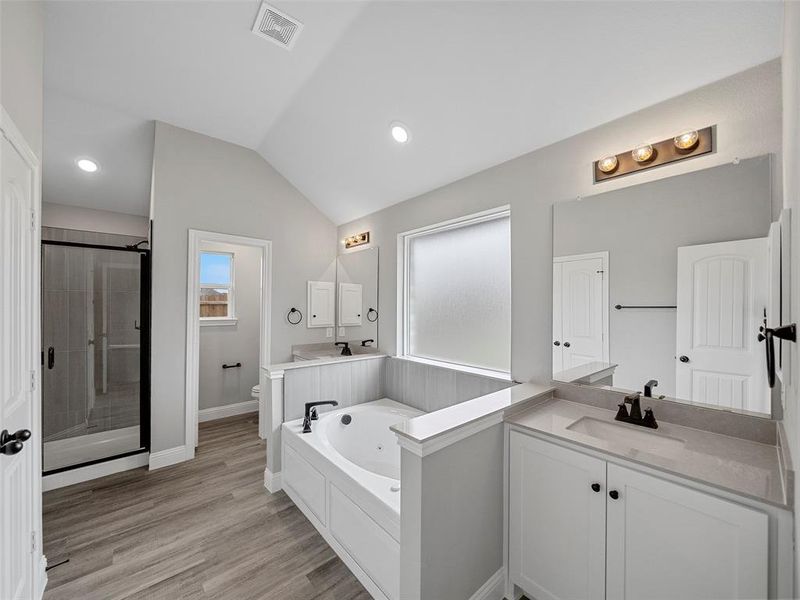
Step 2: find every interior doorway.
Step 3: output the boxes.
[184,230,272,456]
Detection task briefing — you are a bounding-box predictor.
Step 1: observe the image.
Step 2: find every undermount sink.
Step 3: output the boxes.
[567,417,686,454]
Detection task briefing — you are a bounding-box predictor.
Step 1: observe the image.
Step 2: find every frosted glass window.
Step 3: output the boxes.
[405,213,511,373]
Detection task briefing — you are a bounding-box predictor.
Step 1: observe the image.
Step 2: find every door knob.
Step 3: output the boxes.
[47,346,55,370]
[591,483,601,493]
[563,342,571,348]
[679,355,690,363]
[609,490,619,500]
[0,429,30,456]
[553,341,561,347]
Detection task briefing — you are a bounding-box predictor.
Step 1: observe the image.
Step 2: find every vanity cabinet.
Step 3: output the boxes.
[509,431,769,600]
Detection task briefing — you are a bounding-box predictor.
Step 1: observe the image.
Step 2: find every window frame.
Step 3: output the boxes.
[396,205,512,380]
[199,251,237,326]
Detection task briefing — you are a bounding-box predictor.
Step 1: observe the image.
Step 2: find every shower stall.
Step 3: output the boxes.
[41,238,150,473]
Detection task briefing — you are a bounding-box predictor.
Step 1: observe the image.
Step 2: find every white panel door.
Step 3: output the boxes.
[307,280,335,327]
[1,130,37,600]
[606,463,768,600]
[338,282,363,326]
[676,238,768,412]
[554,254,608,371]
[509,432,606,600]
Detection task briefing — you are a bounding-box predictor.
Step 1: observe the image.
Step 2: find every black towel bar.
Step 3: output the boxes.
[615,304,676,310]
[222,362,242,369]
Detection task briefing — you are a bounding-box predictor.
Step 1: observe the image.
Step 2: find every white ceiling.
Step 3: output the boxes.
[43,1,784,223]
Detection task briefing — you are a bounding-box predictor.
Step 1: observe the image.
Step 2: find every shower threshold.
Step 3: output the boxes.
[43,425,142,473]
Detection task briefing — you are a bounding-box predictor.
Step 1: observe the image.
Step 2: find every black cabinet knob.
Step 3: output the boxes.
[553,341,561,347]
[679,355,690,363]
[609,490,619,500]
[563,342,571,348]
[591,483,601,493]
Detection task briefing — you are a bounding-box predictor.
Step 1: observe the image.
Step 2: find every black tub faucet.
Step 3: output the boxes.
[302,401,339,433]
[644,379,658,398]
[361,339,374,347]
[335,342,352,356]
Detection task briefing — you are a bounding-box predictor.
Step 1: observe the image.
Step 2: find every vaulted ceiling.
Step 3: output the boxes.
[43,1,784,224]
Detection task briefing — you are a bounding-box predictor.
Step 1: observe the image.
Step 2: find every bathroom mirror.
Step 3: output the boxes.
[552,155,779,417]
[336,246,379,348]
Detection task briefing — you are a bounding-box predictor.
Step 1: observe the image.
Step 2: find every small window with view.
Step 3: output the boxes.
[199,252,235,320]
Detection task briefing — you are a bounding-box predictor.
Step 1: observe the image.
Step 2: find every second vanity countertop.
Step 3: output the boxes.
[507,397,789,509]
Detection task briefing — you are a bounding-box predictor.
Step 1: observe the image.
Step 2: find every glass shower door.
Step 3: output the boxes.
[41,242,149,472]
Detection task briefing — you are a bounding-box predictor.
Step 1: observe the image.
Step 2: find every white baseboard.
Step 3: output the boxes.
[199,400,258,422]
[43,452,149,491]
[468,567,506,600]
[264,467,282,493]
[149,445,189,470]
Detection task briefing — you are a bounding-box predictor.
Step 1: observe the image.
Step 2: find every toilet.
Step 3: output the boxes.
[251,384,260,400]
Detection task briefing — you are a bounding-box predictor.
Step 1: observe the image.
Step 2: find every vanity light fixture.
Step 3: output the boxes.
[597,156,618,174]
[76,158,99,173]
[673,129,700,150]
[631,143,654,163]
[390,122,410,144]
[344,231,370,249]
[594,126,714,184]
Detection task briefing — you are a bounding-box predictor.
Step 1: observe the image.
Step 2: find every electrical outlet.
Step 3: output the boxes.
[326,328,333,338]
[338,327,345,337]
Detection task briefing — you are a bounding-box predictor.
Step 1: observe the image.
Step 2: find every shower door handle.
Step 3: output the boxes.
[47,347,55,370]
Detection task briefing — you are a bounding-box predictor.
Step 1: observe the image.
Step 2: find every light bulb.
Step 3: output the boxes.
[597,155,618,173]
[631,143,654,163]
[673,130,699,150]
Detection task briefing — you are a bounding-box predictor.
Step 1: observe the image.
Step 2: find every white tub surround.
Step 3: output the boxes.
[391,381,553,457]
[506,398,794,600]
[261,353,386,493]
[282,399,422,600]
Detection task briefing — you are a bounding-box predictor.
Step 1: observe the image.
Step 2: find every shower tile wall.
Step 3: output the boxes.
[42,227,145,441]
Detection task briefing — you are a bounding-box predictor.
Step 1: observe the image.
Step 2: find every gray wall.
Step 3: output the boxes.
[150,122,337,452]
[42,202,150,238]
[1,0,44,159]
[781,2,800,589]
[554,156,772,397]
[401,424,505,600]
[336,247,379,344]
[337,61,782,385]
[198,241,261,410]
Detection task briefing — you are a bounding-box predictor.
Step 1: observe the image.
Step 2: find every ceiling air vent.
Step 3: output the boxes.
[251,2,303,50]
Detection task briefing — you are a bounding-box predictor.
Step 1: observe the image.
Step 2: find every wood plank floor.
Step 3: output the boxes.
[43,413,370,600]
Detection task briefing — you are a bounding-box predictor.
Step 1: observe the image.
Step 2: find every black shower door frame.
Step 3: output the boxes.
[41,240,151,475]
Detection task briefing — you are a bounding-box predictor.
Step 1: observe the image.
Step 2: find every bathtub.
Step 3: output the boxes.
[281,398,422,600]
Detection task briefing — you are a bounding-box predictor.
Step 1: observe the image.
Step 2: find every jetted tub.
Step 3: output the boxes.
[281,398,422,600]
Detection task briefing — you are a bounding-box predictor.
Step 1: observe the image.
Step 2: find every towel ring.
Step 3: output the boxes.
[287,307,303,325]
[367,307,378,322]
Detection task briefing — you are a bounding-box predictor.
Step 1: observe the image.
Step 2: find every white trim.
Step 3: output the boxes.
[43,452,149,491]
[199,400,258,422]
[468,567,506,600]
[395,412,503,458]
[553,250,610,363]
[396,205,512,373]
[186,230,272,457]
[35,555,47,600]
[148,446,189,470]
[396,355,512,382]
[199,317,238,327]
[263,467,282,493]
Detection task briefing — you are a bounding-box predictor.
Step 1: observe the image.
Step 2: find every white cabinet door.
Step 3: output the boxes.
[552,262,563,373]
[338,282,363,326]
[307,281,335,327]
[676,238,768,413]
[509,432,606,600]
[606,463,768,600]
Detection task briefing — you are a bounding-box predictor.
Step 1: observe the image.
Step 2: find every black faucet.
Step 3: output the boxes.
[615,392,658,429]
[302,401,339,433]
[644,379,658,398]
[335,342,352,356]
[361,339,374,347]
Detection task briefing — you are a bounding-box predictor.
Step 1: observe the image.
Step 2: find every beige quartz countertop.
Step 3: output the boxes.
[507,398,789,509]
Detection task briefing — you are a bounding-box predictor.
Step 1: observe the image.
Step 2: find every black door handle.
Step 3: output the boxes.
[553,341,561,347]
[609,490,619,500]
[48,346,55,370]
[563,342,571,348]
[679,355,689,363]
[591,483,601,493]
[1,429,31,456]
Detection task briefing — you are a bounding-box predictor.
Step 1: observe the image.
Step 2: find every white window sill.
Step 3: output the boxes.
[397,355,512,382]
[200,318,238,327]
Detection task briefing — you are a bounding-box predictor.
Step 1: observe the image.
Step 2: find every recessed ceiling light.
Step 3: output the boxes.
[76,158,99,173]
[390,122,410,144]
